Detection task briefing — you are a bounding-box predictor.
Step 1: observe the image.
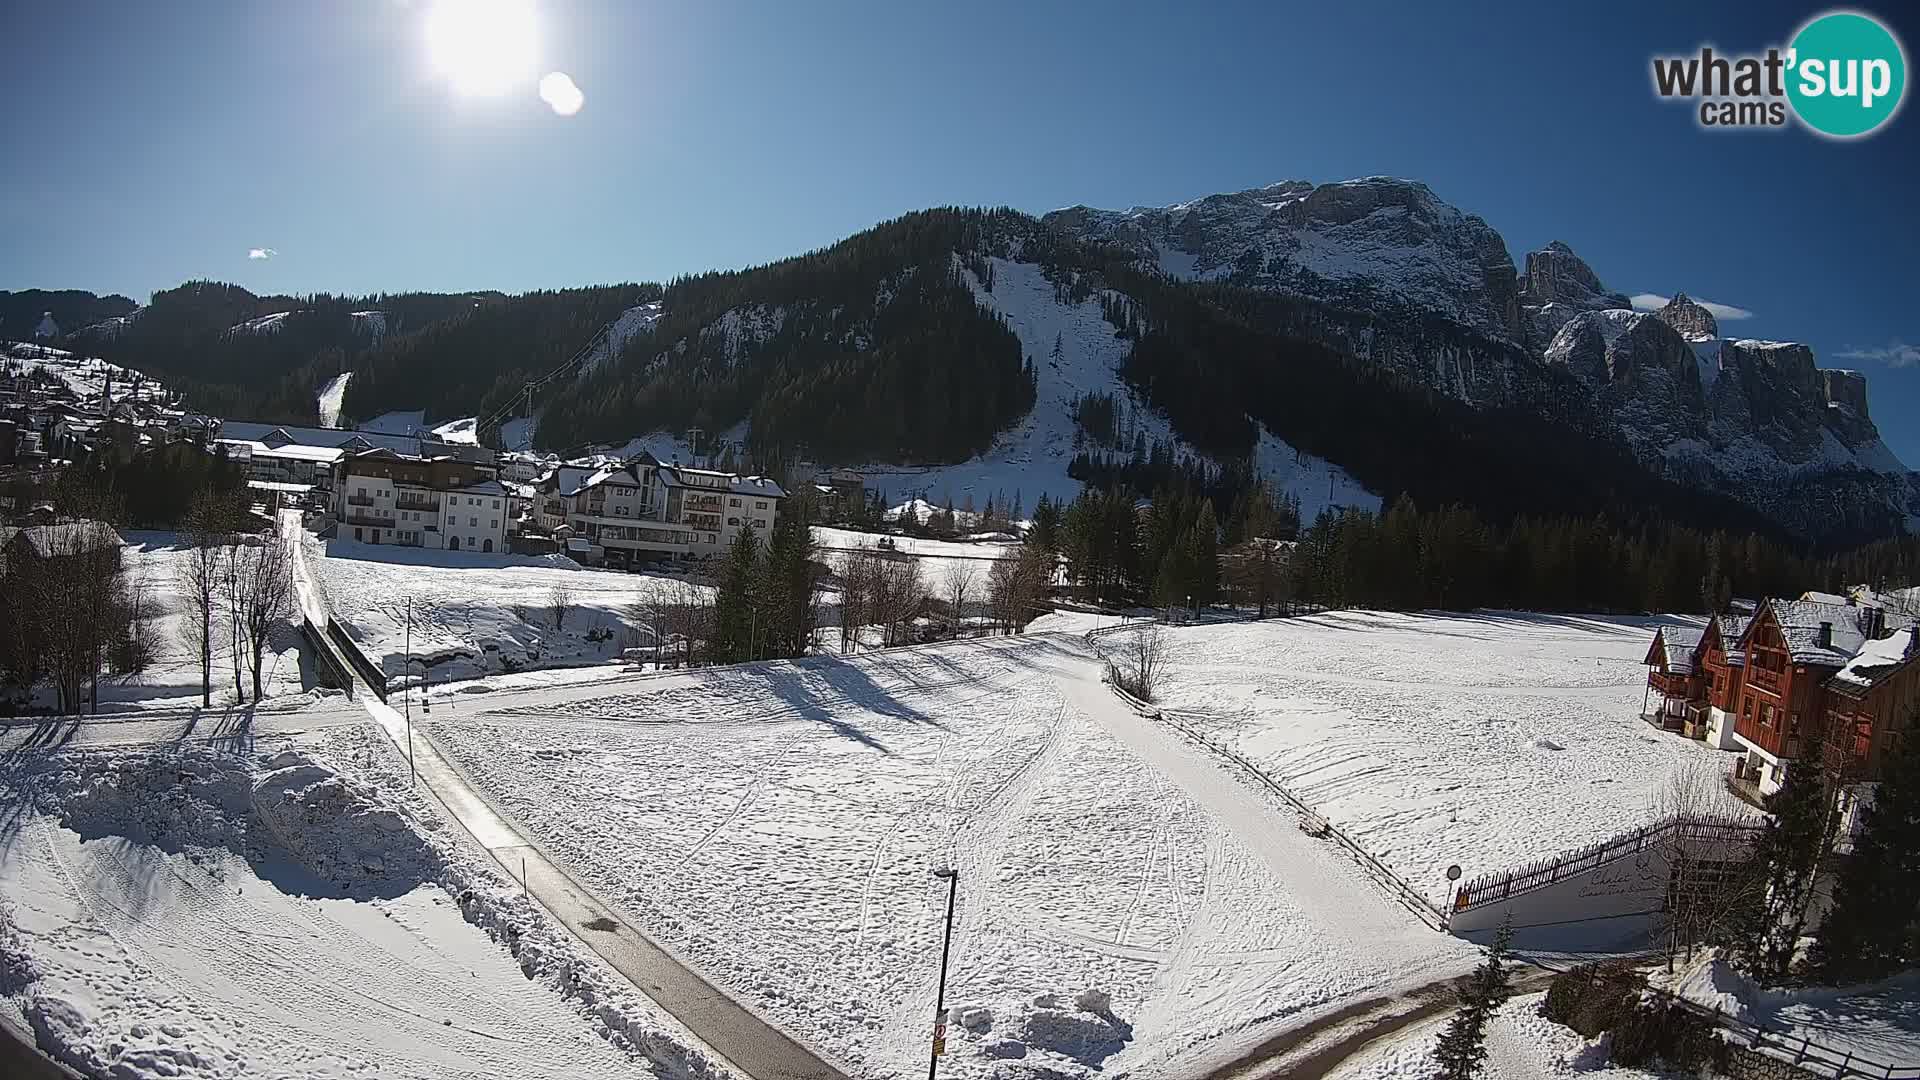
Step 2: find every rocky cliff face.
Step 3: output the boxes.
[1050,177,1915,540]
[1516,241,1632,350]
[1045,177,1524,338]
[1654,293,1720,342]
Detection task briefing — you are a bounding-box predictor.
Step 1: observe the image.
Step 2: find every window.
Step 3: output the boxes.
[492,499,500,509]
[756,500,767,509]
[357,487,366,497]
[470,517,478,527]
[753,519,766,528]
[728,497,741,507]
[447,515,456,526]
[727,517,739,527]
[1761,704,1775,728]
[490,519,498,529]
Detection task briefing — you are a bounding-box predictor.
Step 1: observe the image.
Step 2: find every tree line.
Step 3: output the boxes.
[537,209,1039,465]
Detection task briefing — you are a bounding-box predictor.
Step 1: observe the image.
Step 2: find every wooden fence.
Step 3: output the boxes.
[325,616,388,702]
[1454,815,1764,912]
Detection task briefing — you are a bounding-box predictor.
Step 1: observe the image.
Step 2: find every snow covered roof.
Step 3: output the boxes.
[218,439,346,464]
[654,464,785,499]
[1652,625,1705,674]
[451,479,509,497]
[1715,613,1753,665]
[1828,626,1917,694]
[219,421,420,455]
[1800,590,1851,607]
[1761,598,1875,667]
[6,519,120,558]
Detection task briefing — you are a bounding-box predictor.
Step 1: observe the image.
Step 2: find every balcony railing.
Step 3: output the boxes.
[347,494,375,507]
[1749,665,1783,693]
[396,497,440,511]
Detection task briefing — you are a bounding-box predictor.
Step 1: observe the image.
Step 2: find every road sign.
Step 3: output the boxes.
[932,1021,946,1057]
[1445,864,1463,881]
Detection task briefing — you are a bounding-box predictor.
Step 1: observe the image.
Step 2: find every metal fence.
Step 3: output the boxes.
[1453,815,1764,912]
[1097,659,1452,932]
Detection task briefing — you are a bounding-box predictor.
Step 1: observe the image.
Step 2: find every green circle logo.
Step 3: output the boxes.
[1787,11,1907,137]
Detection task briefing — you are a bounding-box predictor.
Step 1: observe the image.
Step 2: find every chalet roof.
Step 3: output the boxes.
[219,421,420,455]
[1653,625,1705,674]
[1716,613,1753,666]
[217,438,346,465]
[1828,626,1918,695]
[6,519,121,558]
[1761,598,1875,667]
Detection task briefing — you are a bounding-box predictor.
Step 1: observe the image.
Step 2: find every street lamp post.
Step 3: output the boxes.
[404,595,416,786]
[928,868,959,1080]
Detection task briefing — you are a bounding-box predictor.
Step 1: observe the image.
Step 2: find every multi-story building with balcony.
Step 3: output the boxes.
[530,452,785,565]
[332,448,509,553]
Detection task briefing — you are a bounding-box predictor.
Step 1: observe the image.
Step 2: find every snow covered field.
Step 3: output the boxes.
[1094,611,1737,905]
[427,633,1473,1080]
[0,730,728,1080]
[304,536,710,682]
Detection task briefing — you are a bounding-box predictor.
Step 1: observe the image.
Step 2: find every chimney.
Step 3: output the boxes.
[1817,622,1833,650]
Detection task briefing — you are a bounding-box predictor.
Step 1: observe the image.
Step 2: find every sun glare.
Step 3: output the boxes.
[425,0,537,97]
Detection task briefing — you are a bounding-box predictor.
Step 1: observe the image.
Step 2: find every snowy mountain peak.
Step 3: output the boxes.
[1043,176,1522,338]
[1654,292,1719,342]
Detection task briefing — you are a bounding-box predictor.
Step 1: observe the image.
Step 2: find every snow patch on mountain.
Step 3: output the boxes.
[317,372,352,428]
[225,311,293,337]
[578,301,664,376]
[850,257,1377,519]
[430,417,479,444]
[350,310,387,341]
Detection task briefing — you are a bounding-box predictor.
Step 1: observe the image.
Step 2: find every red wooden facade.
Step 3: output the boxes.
[1822,633,1920,782]
[1732,605,1826,761]
[1699,616,1747,714]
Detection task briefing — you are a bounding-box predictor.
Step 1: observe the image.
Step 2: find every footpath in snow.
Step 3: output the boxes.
[1093,611,1737,906]
[427,632,1474,1080]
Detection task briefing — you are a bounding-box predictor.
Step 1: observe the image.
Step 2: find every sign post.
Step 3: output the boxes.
[929,868,959,1078]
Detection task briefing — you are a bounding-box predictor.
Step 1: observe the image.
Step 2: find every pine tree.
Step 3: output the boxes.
[1812,708,1920,983]
[1431,920,1514,1080]
[1743,741,1839,983]
[713,528,762,663]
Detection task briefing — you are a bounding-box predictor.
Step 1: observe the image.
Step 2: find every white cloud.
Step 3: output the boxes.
[1835,342,1920,369]
[1628,293,1753,321]
[539,71,584,117]
[248,247,277,260]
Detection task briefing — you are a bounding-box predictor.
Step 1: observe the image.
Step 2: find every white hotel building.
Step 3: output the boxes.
[533,452,784,564]
[332,447,510,553]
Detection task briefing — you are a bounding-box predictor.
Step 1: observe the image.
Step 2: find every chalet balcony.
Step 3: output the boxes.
[683,494,724,512]
[347,494,375,507]
[342,512,388,528]
[396,495,440,511]
[1748,665,1784,694]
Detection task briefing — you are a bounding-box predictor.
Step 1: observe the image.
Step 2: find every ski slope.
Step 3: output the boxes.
[850,257,1378,520]
[428,633,1472,1080]
[1094,611,1745,905]
[317,371,351,427]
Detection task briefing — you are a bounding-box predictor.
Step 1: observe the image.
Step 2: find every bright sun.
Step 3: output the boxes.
[425,0,538,97]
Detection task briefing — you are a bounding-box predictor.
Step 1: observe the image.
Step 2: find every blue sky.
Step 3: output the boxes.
[2,1,1916,462]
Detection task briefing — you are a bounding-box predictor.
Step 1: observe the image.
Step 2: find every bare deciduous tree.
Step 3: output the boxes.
[548,584,574,630]
[1116,623,1171,702]
[657,573,712,667]
[1649,759,1767,971]
[178,497,226,707]
[230,531,296,701]
[942,562,978,640]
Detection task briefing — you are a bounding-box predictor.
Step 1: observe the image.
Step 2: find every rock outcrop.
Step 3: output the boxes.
[1655,293,1720,342]
[1517,242,1632,350]
[1823,369,1870,419]
[1044,177,1524,339]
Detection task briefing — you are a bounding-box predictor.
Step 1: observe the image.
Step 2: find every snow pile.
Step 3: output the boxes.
[0,737,735,1079]
[1656,951,1920,1063]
